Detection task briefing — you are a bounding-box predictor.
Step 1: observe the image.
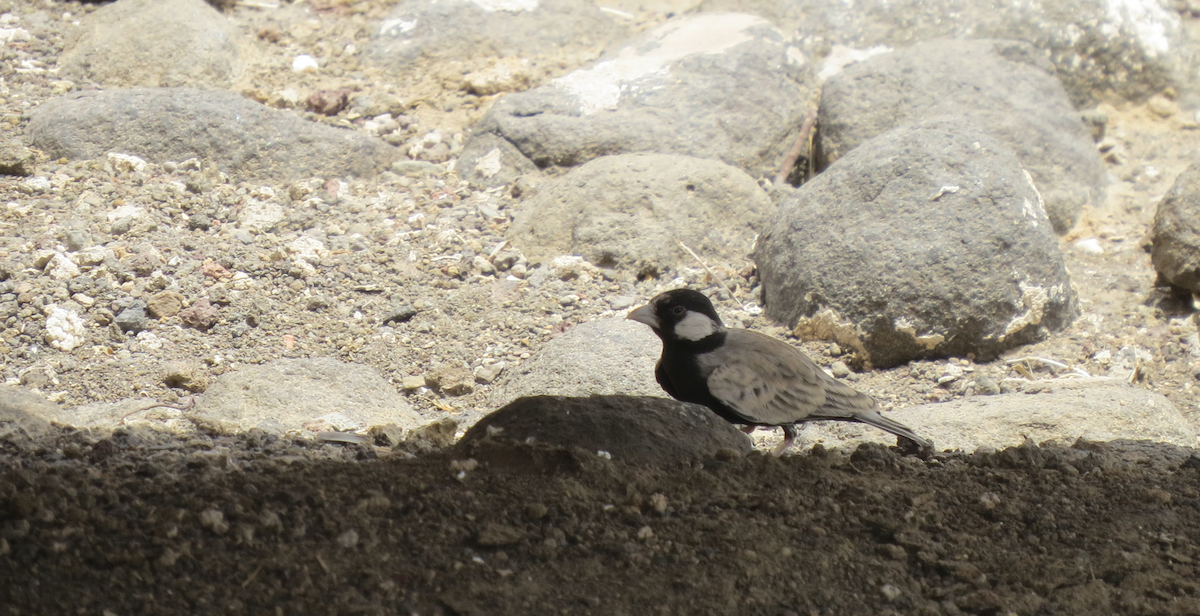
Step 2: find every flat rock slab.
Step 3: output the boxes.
[194,358,420,436]
[1152,159,1200,292]
[490,317,664,408]
[368,0,626,68]
[817,39,1106,234]
[459,395,752,465]
[25,88,398,181]
[894,379,1199,452]
[755,117,1078,368]
[506,153,772,274]
[699,0,1194,106]
[461,12,812,184]
[58,0,247,89]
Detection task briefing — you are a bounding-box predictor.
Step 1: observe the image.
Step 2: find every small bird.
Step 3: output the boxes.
[627,288,931,454]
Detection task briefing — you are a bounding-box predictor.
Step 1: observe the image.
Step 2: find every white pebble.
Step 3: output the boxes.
[292,54,319,72]
[1074,238,1103,254]
[107,152,147,173]
[45,252,80,279]
[44,305,86,351]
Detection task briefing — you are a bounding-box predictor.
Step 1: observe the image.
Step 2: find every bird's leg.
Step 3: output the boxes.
[773,424,799,456]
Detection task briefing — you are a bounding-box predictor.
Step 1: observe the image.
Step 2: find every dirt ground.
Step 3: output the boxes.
[2,1,1200,614]
[4,431,1200,615]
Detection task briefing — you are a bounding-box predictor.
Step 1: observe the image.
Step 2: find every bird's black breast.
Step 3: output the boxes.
[656,345,748,425]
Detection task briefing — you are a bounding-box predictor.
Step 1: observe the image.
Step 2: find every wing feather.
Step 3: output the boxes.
[701,330,830,426]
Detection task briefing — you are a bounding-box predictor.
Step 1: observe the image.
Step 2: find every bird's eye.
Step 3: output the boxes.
[671,306,686,316]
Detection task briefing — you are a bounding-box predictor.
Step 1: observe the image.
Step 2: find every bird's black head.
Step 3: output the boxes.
[627,289,726,344]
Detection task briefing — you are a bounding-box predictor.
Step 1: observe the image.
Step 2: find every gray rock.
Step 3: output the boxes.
[816,39,1106,234]
[698,0,1195,106]
[457,132,540,189]
[114,301,148,334]
[490,317,664,408]
[1151,159,1200,292]
[461,12,813,181]
[0,386,54,445]
[755,117,1078,368]
[458,395,753,465]
[26,88,398,182]
[507,153,772,274]
[368,0,627,69]
[886,379,1198,452]
[194,358,420,436]
[57,0,246,89]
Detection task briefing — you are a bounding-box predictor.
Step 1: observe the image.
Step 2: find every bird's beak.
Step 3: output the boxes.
[626,303,660,329]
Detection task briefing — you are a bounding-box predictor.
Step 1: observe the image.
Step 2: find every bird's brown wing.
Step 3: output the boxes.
[700,330,829,426]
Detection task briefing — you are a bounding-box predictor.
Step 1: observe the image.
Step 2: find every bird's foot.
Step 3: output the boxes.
[772,424,800,457]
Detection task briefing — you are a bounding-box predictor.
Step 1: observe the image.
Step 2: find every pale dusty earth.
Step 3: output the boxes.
[2,1,1200,615]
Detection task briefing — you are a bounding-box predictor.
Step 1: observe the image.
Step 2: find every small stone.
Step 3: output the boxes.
[307,89,351,116]
[336,529,359,548]
[115,301,149,334]
[474,362,505,384]
[45,252,81,280]
[401,375,427,390]
[188,214,212,231]
[147,291,186,319]
[1074,238,1103,254]
[1147,94,1179,118]
[524,503,548,520]
[178,298,219,331]
[881,584,902,601]
[62,230,92,252]
[110,217,134,235]
[162,361,209,393]
[472,255,496,275]
[198,509,228,534]
[829,361,851,378]
[292,54,319,72]
[426,364,475,396]
[107,152,147,173]
[45,305,86,351]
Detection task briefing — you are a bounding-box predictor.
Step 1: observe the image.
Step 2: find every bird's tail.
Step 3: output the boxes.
[807,408,932,449]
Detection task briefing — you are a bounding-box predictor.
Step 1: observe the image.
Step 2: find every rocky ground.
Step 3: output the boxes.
[2,0,1200,614]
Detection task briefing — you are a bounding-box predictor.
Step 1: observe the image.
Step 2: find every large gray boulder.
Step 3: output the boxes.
[367,0,627,69]
[1151,159,1200,292]
[26,89,398,181]
[459,12,813,185]
[754,118,1078,368]
[697,0,1196,106]
[58,0,247,89]
[816,39,1106,234]
[506,153,773,274]
[459,395,753,465]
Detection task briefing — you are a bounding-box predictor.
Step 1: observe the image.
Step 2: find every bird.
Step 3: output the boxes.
[627,288,931,455]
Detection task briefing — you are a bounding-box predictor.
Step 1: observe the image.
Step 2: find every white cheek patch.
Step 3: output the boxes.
[674,311,717,341]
